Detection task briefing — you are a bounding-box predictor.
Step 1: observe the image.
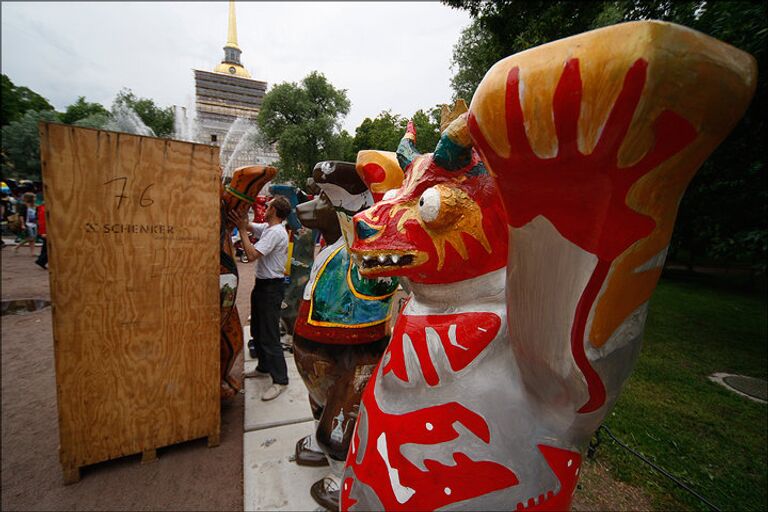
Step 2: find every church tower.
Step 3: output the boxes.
[193,1,277,170]
[213,1,251,78]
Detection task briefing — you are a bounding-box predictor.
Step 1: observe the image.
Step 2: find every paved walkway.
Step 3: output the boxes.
[242,326,328,512]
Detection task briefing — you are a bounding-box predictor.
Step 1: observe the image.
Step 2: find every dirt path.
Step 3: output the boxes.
[1,242,254,511]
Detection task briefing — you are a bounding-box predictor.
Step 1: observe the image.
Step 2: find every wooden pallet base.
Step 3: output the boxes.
[62,466,80,485]
[60,431,220,484]
[140,449,157,465]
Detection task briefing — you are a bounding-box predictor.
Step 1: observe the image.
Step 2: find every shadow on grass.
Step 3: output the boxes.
[662,264,767,296]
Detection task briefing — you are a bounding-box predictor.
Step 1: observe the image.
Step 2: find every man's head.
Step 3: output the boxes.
[268,196,292,221]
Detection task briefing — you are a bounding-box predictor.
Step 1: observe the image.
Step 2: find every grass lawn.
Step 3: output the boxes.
[593,274,767,511]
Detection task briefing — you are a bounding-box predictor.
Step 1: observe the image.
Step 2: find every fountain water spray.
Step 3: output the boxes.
[220,117,251,160]
[173,105,201,142]
[220,118,275,178]
[105,103,155,137]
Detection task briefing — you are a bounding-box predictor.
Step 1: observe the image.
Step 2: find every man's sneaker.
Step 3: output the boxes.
[261,383,287,401]
[295,435,330,467]
[244,368,270,379]
[310,475,340,511]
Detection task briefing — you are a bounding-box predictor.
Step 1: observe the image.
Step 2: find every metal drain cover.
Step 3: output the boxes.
[709,373,767,403]
[723,375,767,401]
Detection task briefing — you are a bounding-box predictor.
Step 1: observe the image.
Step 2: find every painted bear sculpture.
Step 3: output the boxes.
[293,160,401,511]
[342,21,756,511]
[219,164,276,399]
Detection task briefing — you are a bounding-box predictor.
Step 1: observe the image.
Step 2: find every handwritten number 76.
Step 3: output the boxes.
[103,177,154,209]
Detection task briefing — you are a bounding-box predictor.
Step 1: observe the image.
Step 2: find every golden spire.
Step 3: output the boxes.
[214,0,251,78]
[226,0,240,51]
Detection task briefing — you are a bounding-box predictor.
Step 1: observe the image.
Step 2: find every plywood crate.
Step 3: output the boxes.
[39,123,221,483]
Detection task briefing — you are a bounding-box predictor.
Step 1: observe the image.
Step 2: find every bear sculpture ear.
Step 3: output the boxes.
[223,165,276,213]
[355,151,404,202]
[433,113,476,172]
[439,99,468,134]
[395,120,420,172]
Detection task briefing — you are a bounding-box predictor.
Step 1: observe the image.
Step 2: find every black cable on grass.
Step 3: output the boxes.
[589,425,721,512]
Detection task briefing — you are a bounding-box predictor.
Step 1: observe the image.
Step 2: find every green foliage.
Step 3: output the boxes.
[667,1,767,273]
[1,110,61,179]
[1,74,55,126]
[112,88,174,137]
[329,129,357,163]
[61,96,109,125]
[445,0,763,105]
[73,112,111,130]
[411,108,442,154]
[352,108,441,156]
[0,78,182,179]
[353,110,405,154]
[445,0,767,270]
[445,0,617,103]
[598,277,767,511]
[257,71,351,185]
[449,21,503,103]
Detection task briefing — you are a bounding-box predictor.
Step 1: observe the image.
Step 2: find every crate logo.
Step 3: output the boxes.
[84,223,175,235]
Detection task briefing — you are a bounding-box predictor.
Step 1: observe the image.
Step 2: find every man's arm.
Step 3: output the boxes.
[228,211,263,263]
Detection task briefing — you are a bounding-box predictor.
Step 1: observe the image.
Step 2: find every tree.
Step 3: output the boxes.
[449,21,499,102]
[328,129,357,163]
[411,108,442,154]
[1,110,61,179]
[445,1,619,102]
[667,1,767,272]
[258,71,351,185]
[352,108,441,156]
[1,74,55,126]
[61,96,109,125]
[73,112,111,130]
[111,88,174,137]
[444,0,767,272]
[352,110,406,154]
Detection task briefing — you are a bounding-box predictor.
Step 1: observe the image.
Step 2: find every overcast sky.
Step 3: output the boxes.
[1,1,472,133]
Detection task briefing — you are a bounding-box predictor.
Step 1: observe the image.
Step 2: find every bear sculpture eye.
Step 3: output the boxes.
[418,187,441,224]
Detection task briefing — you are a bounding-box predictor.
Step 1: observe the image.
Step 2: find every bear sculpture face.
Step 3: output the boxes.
[352,125,507,285]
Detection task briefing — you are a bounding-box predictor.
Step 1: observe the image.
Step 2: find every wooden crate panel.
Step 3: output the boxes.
[39,123,221,470]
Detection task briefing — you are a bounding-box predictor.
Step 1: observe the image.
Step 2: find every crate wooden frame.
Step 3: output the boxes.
[40,123,221,483]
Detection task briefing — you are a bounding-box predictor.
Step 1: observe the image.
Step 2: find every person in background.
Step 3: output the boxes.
[15,192,38,254]
[0,191,9,248]
[35,202,47,269]
[228,196,292,401]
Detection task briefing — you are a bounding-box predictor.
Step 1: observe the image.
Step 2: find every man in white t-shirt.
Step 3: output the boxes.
[229,196,291,401]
